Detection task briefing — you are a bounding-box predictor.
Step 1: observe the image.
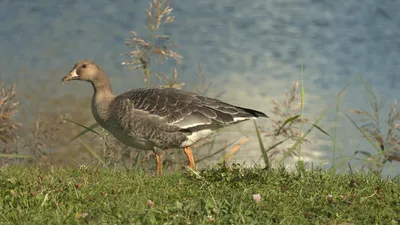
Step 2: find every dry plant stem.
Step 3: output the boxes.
[122,0,183,88]
[155,69,185,89]
[196,62,212,96]
[333,79,351,167]
[298,66,305,160]
[348,77,400,172]
[224,137,249,163]
[262,81,311,163]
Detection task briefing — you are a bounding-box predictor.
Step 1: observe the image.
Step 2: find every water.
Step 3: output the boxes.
[1,0,400,174]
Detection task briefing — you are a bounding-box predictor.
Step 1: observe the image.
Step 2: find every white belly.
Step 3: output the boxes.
[180,129,214,147]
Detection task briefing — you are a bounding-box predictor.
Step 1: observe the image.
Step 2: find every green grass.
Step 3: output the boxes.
[0,164,399,224]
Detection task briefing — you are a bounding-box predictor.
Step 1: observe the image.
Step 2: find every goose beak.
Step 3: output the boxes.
[62,69,79,82]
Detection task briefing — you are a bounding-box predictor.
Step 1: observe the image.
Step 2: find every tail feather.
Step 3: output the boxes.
[237,107,268,118]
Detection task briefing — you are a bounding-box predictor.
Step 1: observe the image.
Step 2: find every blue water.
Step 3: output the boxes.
[1,0,400,173]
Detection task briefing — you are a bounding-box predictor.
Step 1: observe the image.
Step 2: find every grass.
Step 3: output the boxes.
[0,164,399,224]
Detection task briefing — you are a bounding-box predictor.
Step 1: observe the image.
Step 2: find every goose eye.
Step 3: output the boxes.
[82,64,87,68]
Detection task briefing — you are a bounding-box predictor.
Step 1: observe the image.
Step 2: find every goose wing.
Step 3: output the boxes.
[115,88,267,131]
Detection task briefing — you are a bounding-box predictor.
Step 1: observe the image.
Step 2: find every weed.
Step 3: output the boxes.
[0,82,21,165]
[195,62,212,96]
[260,81,311,163]
[0,82,20,146]
[122,0,183,88]
[347,76,400,173]
[332,76,354,168]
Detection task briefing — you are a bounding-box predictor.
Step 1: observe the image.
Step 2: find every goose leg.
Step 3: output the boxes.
[153,148,163,176]
[183,147,196,170]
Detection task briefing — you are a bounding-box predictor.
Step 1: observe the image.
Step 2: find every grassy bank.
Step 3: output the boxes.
[0,164,399,224]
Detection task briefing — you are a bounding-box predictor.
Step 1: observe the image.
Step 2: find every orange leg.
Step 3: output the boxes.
[155,152,163,176]
[184,147,196,170]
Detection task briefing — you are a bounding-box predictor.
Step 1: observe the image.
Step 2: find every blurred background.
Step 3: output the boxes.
[1,0,400,174]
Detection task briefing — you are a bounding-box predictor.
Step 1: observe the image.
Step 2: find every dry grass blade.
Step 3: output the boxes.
[333,75,354,167]
[345,113,380,152]
[155,69,185,89]
[299,67,305,159]
[288,108,330,153]
[275,115,300,136]
[67,122,100,143]
[0,154,33,158]
[254,120,269,168]
[224,137,249,163]
[264,138,290,155]
[311,123,330,137]
[196,137,240,164]
[359,75,383,119]
[196,62,212,96]
[347,110,370,116]
[78,138,107,167]
[65,118,103,139]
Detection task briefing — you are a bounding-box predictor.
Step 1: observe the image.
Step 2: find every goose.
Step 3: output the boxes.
[62,60,267,175]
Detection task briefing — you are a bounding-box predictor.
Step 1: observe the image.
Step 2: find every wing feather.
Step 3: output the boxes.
[114,88,267,131]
